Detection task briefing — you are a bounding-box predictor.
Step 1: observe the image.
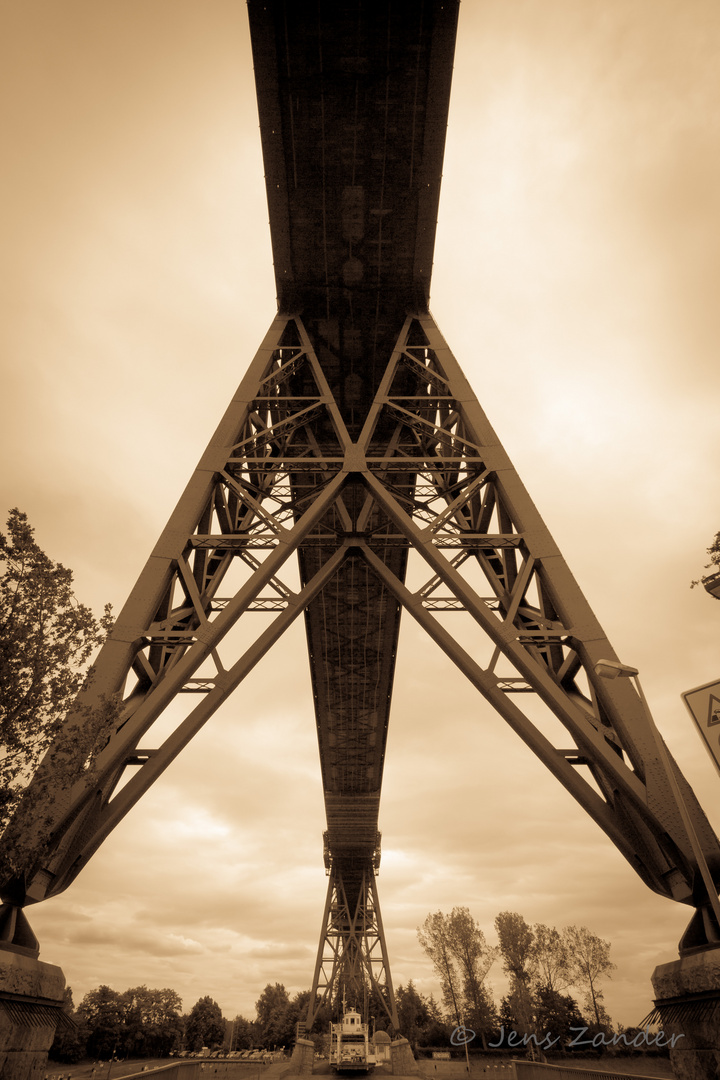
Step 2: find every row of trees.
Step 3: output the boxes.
[51,987,225,1063]
[51,981,331,1064]
[417,908,615,1050]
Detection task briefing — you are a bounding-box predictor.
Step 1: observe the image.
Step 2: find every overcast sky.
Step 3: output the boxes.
[2,0,720,1030]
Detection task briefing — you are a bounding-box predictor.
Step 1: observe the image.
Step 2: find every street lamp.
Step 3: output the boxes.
[594,659,720,934]
[593,659,638,680]
[702,570,720,600]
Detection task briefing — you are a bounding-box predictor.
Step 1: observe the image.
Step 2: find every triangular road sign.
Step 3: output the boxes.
[708,695,720,728]
[683,678,720,775]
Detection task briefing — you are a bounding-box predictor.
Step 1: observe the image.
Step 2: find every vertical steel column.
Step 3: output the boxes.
[306,863,399,1030]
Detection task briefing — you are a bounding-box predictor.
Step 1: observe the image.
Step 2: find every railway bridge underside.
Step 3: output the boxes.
[3,0,720,1045]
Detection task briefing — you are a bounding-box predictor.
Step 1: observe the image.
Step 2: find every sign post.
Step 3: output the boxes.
[682,678,720,777]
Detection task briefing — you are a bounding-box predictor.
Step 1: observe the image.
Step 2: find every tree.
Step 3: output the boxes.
[419,994,452,1047]
[186,996,225,1051]
[446,907,498,1048]
[417,912,464,1027]
[499,988,530,1035]
[123,986,183,1057]
[230,1014,258,1051]
[564,925,615,1030]
[255,983,293,1048]
[395,984,450,1049]
[0,509,119,882]
[533,923,571,994]
[76,985,128,1060]
[293,989,330,1040]
[534,987,587,1049]
[49,986,86,1064]
[396,981,429,1033]
[396,982,432,1047]
[494,912,536,1035]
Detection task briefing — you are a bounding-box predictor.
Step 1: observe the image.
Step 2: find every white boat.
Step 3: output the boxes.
[329,1005,376,1072]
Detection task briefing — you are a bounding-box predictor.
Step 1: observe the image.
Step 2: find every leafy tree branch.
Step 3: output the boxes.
[0,508,121,880]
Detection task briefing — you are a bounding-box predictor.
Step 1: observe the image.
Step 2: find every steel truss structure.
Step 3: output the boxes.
[308,862,397,1028]
[3,0,720,1027]
[5,310,720,960]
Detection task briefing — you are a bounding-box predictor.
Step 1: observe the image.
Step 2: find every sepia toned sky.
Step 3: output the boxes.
[2,0,720,1029]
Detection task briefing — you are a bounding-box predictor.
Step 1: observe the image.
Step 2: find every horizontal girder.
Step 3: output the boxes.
[248,0,458,426]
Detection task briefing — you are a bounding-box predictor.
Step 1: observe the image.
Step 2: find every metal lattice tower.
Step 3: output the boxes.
[3,0,720,1025]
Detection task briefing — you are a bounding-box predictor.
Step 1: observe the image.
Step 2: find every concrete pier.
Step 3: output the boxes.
[389,1037,419,1076]
[285,1038,316,1077]
[0,947,66,1080]
[651,946,720,1080]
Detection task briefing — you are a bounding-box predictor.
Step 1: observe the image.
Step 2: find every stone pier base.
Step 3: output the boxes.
[651,946,720,1080]
[0,949,66,1080]
[287,1037,315,1076]
[390,1036,419,1075]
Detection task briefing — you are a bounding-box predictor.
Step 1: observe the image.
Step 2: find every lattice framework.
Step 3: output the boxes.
[4,312,720,966]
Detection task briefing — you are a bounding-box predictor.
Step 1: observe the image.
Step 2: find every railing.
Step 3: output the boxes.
[419,1062,517,1078]
[116,1064,199,1080]
[116,1061,270,1080]
[419,1059,671,1080]
[514,1059,669,1080]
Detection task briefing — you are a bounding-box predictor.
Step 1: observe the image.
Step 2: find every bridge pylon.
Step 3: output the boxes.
[306,844,397,1030]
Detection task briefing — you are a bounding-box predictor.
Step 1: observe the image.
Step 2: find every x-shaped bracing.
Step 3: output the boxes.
[4,313,720,970]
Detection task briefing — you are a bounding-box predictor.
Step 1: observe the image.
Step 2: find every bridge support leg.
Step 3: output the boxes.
[0,949,66,1080]
[389,1037,419,1076]
[287,1037,315,1076]
[651,946,720,1080]
[306,865,399,1030]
